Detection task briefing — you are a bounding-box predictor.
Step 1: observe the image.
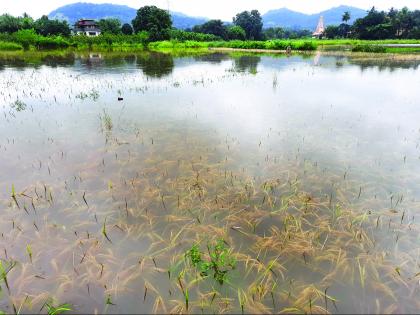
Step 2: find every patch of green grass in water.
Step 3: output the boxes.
[186,239,236,285]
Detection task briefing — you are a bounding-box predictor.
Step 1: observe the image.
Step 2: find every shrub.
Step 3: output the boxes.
[227,26,246,40]
[351,44,386,53]
[294,41,317,51]
[0,41,23,50]
[170,29,220,42]
[36,36,70,49]
[12,29,38,49]
[208,40,317,51]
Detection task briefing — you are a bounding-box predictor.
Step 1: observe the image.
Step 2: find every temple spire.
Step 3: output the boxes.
[312,16,325,38]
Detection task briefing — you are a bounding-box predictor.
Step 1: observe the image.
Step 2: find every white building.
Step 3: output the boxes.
[73,19,101,37]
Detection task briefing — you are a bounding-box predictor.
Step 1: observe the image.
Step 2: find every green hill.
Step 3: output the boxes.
[48,2,208,29]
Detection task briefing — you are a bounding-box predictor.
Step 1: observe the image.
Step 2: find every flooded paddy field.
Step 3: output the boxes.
[0,51,420,314]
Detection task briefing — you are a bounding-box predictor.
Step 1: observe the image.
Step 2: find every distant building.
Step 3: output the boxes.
[73,19,101,36]
[312,16,325,38]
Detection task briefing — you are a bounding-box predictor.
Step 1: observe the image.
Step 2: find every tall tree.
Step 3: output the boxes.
[0,14,26,33]
[227,25,246,40]
[132,6,172,41]
[352,7,392,39]
[342,11,351,24]
[396,7,414,38]
[34,16,70,36]
[233,10,263,40]
[98,18,122,34]
[192,20,227,39]
[121,23,133,35]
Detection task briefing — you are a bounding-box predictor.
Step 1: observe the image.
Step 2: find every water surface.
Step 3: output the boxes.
[0,51,420,314]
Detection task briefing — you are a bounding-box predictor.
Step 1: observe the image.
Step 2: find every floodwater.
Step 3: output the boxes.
[0,50,420,314]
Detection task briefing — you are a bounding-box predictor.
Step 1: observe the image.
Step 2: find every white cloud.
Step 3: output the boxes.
[0,0,419,20]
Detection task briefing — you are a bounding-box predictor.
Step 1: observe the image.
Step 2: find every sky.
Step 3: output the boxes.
[1,0,420,20]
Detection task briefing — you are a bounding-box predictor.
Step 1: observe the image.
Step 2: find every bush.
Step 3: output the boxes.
[294,41,317,51]
[148,40,209,50]
[227,26,246,40]
[351,44,386,53]
[12,29,38,49]
[208,40,317,51]
[36,36,70,49]
[0,41,23,50]
[170,29,220,42]
[70,32,148,49]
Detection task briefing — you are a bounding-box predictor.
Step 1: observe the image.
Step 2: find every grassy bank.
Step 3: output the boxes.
[1,33,420,54]
[148,40,318,52]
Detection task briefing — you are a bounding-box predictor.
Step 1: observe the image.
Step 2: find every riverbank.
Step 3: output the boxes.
[1,36,420,54]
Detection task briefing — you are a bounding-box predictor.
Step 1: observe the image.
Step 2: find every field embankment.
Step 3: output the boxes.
[1,32,420,54]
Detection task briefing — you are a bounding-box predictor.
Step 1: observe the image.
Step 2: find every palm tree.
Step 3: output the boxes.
[342,11,351,24]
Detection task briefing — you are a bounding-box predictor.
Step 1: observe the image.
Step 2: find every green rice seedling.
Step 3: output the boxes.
[26,244,33,263]
[45,303,72,315]
[237,289,246,314]
[184,287,189,311]
[358,259,366,289]
[11,184,20,208]
[105,295,115,305]
[186,239,236,285]
[101,110,113,132]
[102,217,112,243]
[0,260,15,294]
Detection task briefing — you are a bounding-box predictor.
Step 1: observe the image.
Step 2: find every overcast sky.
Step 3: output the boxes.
[1,0,420,20]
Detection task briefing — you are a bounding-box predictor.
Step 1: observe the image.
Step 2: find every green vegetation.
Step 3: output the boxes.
[132,6,172,42]
[227,26,247,40]
[148,39,318,52]
[233,10,264,40]
[1,34,419,54]
[0,14,70,36]
[148,40,210,50]
[193,20,228,40]
[263,27,312,40]
[45,302,72,315]
[209,40,317,51]
[169,29,220,42]
[0,41,22,50]
[0,6,420,54]
[325,7,420,40]
[34,15,71,37]
[351,44,387,53]
[98,18,122,35]
[0,260,16,294]
[186,239,236,285]
[0,29,70,50]
[11,99,27,111]
[0,30,148,51]
[121,23,133,35]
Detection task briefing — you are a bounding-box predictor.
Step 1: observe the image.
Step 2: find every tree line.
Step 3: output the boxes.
[1,5,420,42]
[326,7,420,39]
[0,7,303,41]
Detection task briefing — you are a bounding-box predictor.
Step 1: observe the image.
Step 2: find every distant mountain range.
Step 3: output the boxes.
[48,3,208,29]
[263,5,367,29]
[49,2,368,30]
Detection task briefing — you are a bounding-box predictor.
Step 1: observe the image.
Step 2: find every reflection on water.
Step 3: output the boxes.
[0,51,420,314]
[233,55,261,73]
[137,52,174,78]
